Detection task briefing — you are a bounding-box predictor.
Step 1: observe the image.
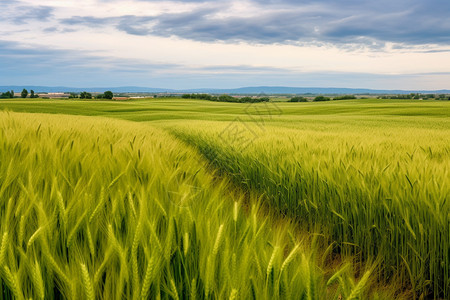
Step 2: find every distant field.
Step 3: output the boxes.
[1,98,450,122]
[0,98,449,299]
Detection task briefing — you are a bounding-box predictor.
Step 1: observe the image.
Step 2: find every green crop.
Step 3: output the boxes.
[170,114,449,298]
[1,97,448,299]
[0,112,378,299]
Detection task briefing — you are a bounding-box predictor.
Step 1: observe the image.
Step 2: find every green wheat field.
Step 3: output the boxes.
[0,98,449,299]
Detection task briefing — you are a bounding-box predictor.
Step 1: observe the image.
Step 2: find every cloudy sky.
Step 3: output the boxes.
[1,0,450,89]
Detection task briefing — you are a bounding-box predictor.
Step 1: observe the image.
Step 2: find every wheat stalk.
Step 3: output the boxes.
[170,279,179,300]
[80,263,95,300]
[141,257,156,300]
[190,278,197,300]
[347,268,372,300]
[213,224,224,257]
[280,244,300,275]
[132,217,143,293]
[229,288,238,300]
[267,246,279,279]
[3,266,21,300]
[0,232,8,265]
[27,227,44,248]
[31,261,45,300]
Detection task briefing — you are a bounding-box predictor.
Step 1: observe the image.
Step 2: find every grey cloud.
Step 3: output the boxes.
[43,26,59,33]
[51,0,450,46]
[60,16,119,26]
[10,5,54,24]
[0,1,54,28]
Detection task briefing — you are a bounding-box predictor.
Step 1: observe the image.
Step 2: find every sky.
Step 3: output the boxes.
[1,0,450,90]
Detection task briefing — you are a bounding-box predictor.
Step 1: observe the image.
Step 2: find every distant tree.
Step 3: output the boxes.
[333,95,356,100]
[240,97,253,103]
[11,90,14,98]
[0,91,14,98]
[69,93,78,99]
[30,90,35,98]
[96,94,104,99]
[218,95,236,102]
[197,94,213,100]
[21,89,28,98]
[103,91,113,99]
[289,96,308,102]
[79,91,92,99]
[313,95,330,101]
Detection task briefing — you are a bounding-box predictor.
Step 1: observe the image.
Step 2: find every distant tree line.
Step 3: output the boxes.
[289,95,355,102]
[182,94,270,103]
[289,94,450,102]
[292,96,331,102]
[333,95,357,100]
[1,89,39,98]
[378,93,450,100]
[69,91,114,99]
[289,96,308,102]
[313,96,331,101]
[287,93,450,102]
[96,91,114,99]
[0,90,14,98]
[182,93,214,100]
[215,96,269,103]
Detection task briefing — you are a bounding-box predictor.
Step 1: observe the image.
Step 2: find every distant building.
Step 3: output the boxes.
[37,93,70,98]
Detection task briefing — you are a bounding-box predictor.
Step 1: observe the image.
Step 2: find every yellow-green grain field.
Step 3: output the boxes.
[0,98,449,299]
[0,112,379,299]
[170,117,450,298]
